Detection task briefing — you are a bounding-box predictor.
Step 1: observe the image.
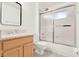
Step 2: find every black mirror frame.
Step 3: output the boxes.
[0,2,22,26]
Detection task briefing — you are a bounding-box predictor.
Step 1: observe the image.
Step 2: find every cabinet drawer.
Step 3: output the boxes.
[3,36,33,51]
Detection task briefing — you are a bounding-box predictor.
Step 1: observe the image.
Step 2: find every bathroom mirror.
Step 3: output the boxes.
[1,2,22,26]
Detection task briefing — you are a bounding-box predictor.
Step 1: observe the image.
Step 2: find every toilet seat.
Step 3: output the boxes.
[34,41,49,55]
[36,41,48,46]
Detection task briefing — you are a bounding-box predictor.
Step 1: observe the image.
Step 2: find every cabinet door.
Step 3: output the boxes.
[24,43,33,57]
[0,41,2,56]
[3,46,23,57]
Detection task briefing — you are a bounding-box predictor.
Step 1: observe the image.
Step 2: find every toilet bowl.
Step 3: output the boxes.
[34,41,49,55]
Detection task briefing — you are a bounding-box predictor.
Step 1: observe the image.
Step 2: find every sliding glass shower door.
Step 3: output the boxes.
[39,12,54,42]
[39,5,76,47]
[54,5,76,47]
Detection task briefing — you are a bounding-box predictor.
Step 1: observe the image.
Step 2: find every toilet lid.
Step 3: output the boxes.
[36,41,48,46]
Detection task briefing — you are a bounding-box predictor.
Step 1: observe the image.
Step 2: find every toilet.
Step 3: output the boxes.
[34,41,52,55]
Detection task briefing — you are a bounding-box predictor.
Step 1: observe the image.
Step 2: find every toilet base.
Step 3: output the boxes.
[35,44,47,55]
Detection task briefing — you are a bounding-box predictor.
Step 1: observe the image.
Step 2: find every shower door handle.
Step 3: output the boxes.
[56,25,72,27]
[63,25,71,27]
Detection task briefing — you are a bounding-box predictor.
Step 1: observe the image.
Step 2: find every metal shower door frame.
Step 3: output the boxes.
[39,4,76,47]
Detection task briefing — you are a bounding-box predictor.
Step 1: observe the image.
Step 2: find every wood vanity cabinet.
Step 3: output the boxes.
[0,35,33,57]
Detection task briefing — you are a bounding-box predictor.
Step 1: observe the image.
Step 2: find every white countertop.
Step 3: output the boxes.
[0,33,34,40]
